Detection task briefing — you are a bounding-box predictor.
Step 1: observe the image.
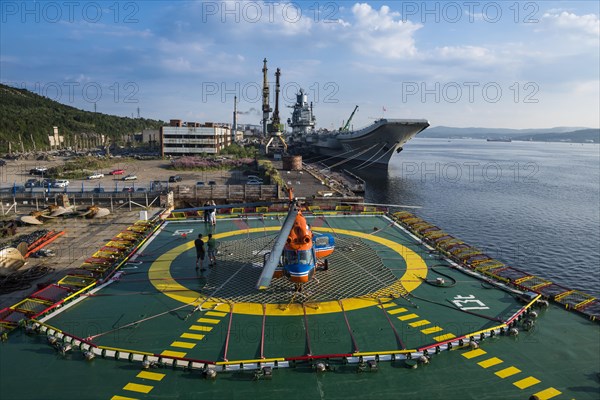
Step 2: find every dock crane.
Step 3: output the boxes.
[339,105,359,132]
[265,66,287,154]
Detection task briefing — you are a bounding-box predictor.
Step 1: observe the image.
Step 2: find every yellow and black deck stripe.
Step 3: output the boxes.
[461,348,562,399]
[110,310,227,399]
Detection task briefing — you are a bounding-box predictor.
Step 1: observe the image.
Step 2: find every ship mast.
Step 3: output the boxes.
[261,58,271,137]
[264,65,287,154]
[272,68,281,128]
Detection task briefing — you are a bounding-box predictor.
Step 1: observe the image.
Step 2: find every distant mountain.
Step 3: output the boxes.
[0,83,164,153]
[421,126,598,142]
[512,129,599,143]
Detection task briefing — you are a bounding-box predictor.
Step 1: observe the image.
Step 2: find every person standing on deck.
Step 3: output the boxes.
[209,200,217,226]
[195,234,206,271]
[207,233,217,267]
[203,201,210,223]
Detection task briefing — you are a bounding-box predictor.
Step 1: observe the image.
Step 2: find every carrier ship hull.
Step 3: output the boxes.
[303,118,430,168]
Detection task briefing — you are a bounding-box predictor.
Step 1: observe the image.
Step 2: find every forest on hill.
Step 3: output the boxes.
[0,84,164,153]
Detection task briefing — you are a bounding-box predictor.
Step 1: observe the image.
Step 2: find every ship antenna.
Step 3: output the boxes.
[261,58,271,137]
[272,68,281,127]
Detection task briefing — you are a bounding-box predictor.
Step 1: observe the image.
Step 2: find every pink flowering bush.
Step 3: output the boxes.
[171,156,254,171]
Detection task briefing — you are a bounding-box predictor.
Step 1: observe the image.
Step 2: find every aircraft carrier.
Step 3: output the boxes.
[287,89,429,169]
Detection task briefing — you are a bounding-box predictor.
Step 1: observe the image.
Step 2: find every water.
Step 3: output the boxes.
[360,138,600,297]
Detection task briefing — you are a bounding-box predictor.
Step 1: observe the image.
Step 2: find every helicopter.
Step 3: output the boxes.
[170,191,335,291]
[170,194,419,292]
[257,190,335,291]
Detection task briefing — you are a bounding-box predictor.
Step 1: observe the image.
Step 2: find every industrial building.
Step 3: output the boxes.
[160,120,242,157]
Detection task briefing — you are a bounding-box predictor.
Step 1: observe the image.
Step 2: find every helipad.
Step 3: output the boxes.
[38,214,527,358]
[2,212,597,400]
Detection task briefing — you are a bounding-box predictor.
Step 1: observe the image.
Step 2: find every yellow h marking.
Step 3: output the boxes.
[495,366,521,378]
[181,332,205,340]
[532,388,561,399]
[397,313,419,321]
[205,311,227,317]
[170,341,196,349]
[421,326,443,334]
[197,318,221,324]
[123,383,153,394]
[433,333,456,341]
[461,349,487,359]
[409,320,430,327]
[161,350,187,358]
[387,308,408,315]
[477,357,503,368]
[513,376,540,389]
[136,371,165,381]
[190,325,213,332]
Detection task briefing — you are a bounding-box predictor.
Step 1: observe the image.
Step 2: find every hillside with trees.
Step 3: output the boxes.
[0,84,164,153]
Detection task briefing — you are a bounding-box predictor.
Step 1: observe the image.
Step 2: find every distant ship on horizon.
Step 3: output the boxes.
[287,89,429,169]
[486,137,512,142]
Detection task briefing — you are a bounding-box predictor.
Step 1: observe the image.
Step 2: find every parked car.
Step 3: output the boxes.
[24,178,40,188]
[136,187,147,192]
[169,175,182,183]
[122,187,134,192]
[87,173,104,180]
[246,178,263,185]
[208,181,216,186]
[92,187,105,193]
[196,181,205,187]
[150,181,163,191]
[53,179,70,188]
[0,160,6,166]
[122,175,137,181]
[110,169,125,175]
[29,167,48,176]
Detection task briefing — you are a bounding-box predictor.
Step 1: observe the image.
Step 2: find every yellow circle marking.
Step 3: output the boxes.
[148,227,427,316]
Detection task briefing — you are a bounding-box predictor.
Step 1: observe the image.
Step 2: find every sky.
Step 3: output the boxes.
[1,0,599,130]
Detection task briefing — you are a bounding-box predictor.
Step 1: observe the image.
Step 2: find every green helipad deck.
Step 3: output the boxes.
[1,213,598,400]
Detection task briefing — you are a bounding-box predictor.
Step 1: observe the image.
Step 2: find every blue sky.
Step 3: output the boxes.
[1,1,599,129]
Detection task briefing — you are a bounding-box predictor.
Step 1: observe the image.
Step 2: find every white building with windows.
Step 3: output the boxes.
[160,120,233,157]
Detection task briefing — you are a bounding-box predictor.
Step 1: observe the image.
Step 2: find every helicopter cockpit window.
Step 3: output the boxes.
[298,250,314,265]
[284,250,297,264]
[315,236,330,247]
[284,249,313,265]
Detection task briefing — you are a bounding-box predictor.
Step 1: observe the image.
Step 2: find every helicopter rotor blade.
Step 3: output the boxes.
[256,206,298,290]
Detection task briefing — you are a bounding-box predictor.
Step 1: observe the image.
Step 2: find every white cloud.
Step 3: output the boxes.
[571,79,600,96]
[155,38,248,77]
[349,3,422,59]
[435,45,495,64]
[65,21,153,39]
[542,11,600,37]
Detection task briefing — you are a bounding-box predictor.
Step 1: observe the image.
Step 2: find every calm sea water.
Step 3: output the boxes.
[360,138,600,297]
